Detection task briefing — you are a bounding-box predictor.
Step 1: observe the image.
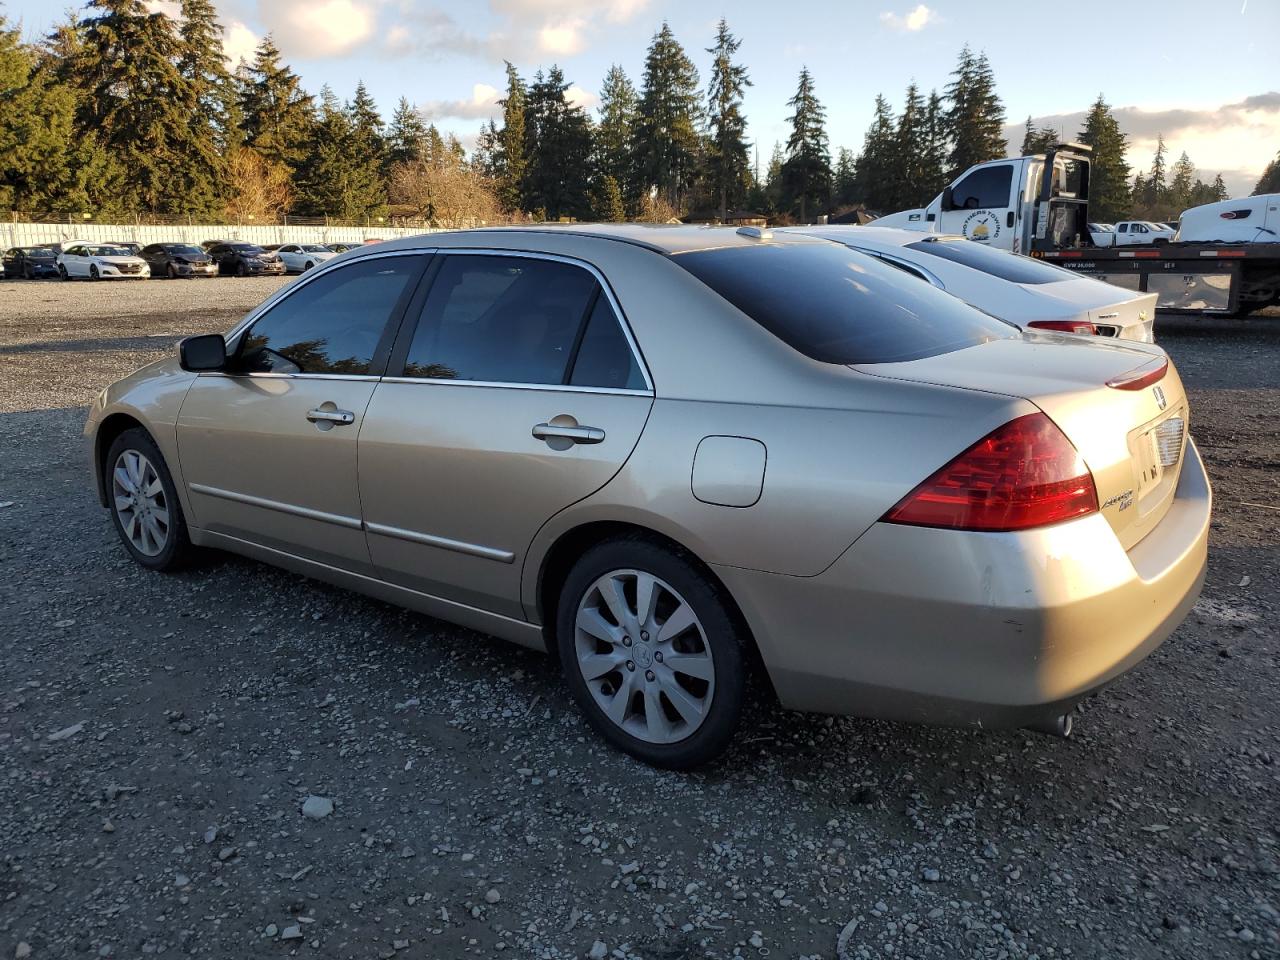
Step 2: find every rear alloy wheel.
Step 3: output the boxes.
[556,538,748,769]
[105,428,195,571]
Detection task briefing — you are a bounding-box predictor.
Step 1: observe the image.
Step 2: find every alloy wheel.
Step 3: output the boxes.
[111,449,170,557]
[574,569,715,744]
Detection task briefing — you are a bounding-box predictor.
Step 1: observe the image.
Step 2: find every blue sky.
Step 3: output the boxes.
[7,0,1279,196]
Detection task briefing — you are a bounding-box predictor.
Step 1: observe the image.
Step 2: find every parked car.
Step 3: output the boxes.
[1111,221,1176,246]
[58,243,150,280]
[2,246,60,279]
[207,242,286,277]
[85,225,1209,768]
[1088,222,1115,245]
[275,243,336,273]
[201,239,234,251]
[326,242,362,253]
[107,241,143,257]
[788,226,1157,342]
[140,243,219,279]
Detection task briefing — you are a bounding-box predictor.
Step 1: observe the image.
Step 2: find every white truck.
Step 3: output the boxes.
[875,145,1280,315]
[1102,221,1177,247]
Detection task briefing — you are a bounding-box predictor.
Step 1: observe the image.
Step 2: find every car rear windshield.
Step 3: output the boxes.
[23,247,56,258]
[673,242,1015,364]
[905,238,1075,285]
[230,244,263,254]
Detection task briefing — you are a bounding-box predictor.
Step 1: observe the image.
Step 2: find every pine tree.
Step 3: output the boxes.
[239,35,314,174]
[1212,172,1229,202]
[174,0,230,216]
[294,86,354,216]
[522,66,594,220]
[704,19,751,218]
[888,81,926,211]
[1168,150,1195,213]
[595,65,638,211]
[780,67,830,222]
[853,94,896,210]
[833,147,857,207]
[471,119,501,179]
[1144,135,1168,209]
[1255,151,1280,195]
[944,45,1006,175]
[919,89,948,203]
[493,62,527,212]
[1019,116,1058,155]
[633,22,702,210]
[387,96,427,168]
[344,81,387,216]
[69,0,201,211]
[1077,94,1130,222]
[763,141,785,213]
[590,175,626,221]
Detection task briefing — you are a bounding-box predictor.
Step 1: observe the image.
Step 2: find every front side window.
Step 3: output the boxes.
[951,165,1013,210]
[402,255,599,385]
[674,242,1015,365]
[237,256,420,375]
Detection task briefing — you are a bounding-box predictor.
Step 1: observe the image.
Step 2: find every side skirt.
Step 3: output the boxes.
[192,528,547,653]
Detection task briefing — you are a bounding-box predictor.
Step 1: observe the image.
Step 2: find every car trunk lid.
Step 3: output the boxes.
[853,334,1189,549]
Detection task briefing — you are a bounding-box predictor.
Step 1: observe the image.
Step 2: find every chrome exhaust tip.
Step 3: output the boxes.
[1025,712,1073,739]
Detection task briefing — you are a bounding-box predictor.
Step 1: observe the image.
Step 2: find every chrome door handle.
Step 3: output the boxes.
[532,422,605,444]
[307,407,355,425]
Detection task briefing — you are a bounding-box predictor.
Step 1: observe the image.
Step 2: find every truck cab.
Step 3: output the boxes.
[874,144,1094,255]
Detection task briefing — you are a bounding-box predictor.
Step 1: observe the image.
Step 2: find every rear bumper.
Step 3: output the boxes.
[717,439,1211,729]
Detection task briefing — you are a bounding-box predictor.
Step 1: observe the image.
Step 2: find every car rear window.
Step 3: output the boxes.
[673,242,1015,364]
[905,238,1076,285]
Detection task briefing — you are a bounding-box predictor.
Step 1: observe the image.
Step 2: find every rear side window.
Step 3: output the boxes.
[402,255,598,384]
[569,296,646,390]
[674,243,1014,364]
[237,256,419,375]
[905,238,1076,285]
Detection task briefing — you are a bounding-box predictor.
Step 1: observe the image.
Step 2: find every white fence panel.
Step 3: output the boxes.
[1,222,448,250]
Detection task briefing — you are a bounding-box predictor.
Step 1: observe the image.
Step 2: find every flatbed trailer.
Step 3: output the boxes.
[1035,243,1280,316]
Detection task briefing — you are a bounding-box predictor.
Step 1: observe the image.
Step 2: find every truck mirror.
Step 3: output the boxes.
[940,186,954,212]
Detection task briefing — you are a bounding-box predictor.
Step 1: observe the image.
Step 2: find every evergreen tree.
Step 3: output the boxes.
[919,89,949,202]
[780,67,830,222]
[633,22,702,210]
[174,0,230,216]
[1255,151,1280,195]
[1077,94,1130,222]
[494,62,527,211]
[704,19,751,218]
[888,81,926,211]
[239,35,314,174]
[344,81,387,215]
[595,64,638,210]
[522,66,594,220]
[70,0,201,211]
[590,175,626,221]
[471,119,501,179]
[763,141,785,213]
[387,96,427,168]
[295,86,354,216]
[1212,172,1229,202]
[853,94,895,210]
[833,147,857,207]
[1168,150,1195,212]
[944,45,1006,175]
[1144,134,1168,208]
[1019,116,1059,155]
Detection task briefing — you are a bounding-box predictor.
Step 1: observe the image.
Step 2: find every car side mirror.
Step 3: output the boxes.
[940,185,954,212]
[179,334,227,372]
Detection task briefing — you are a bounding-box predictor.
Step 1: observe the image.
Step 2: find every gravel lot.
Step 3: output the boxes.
[1,278,1277,960]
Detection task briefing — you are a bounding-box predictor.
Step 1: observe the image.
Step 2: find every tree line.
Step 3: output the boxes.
[0,1,1244,227]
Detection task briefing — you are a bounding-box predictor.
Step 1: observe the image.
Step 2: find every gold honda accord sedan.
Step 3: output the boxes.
[85,225,1211,768]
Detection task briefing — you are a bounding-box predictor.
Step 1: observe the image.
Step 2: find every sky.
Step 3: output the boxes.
[7,0,1280,198]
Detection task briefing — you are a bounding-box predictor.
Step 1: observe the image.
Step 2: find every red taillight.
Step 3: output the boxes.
[1105,356,1168,390]
[1027,319,1098,336]
[884,413,1098,532]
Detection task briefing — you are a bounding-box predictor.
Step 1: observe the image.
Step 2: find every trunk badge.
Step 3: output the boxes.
[1153,385,1167,410]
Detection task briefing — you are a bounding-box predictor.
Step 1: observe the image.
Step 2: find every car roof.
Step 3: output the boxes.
[780,225,964,250]
[372,223,831,257]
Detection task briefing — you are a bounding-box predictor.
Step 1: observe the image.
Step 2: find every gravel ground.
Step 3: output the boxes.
[0,278,1277,960]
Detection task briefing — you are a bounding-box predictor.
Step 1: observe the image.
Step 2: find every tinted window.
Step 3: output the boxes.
[674,243,1014,364]
[951,164,1013,209]
[237,256,419,375]
[402,255,597,384]
[569,296,646,390]
[905,238,1076,285]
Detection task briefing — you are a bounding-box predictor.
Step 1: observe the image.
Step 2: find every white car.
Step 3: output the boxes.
[1112,221,1176,246]
[274,243,336,273]
[788,226,1157,342]
[1088,222,1116,246]
[58,242,150,281]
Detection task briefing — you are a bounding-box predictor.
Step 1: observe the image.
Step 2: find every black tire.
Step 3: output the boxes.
[23,265,33,280]
[168,263,178,279]
[304,261,314,271]
[90,265,100,281]
[235,261,248,278]
[59,264,69,281]
[104,427,196,572]
[555,537,748,769]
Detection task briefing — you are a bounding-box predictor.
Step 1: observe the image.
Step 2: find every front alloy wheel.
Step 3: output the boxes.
[112,449,170,557]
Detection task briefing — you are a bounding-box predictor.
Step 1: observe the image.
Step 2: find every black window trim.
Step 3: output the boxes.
[210,250,434,382]
[381,248,654,396]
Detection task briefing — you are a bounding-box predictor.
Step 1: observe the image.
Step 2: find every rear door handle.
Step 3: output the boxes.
[532,422,605,444]
[307,407,355,425]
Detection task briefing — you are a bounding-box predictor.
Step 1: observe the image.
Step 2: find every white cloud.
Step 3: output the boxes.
[538,18,587,56]
[222,21,261,67]
[879,4,937,31]
[565,84,598,112]
[421,83,503,121]
[259,0,376,59]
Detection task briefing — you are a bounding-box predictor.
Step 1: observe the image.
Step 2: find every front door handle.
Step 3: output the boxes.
[533,422,605,445]
[307,407,355,425]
